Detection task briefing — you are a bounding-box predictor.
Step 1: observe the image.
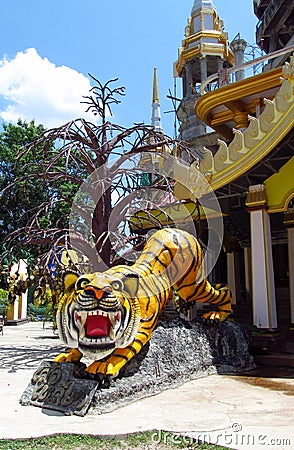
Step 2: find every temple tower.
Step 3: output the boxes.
[139,68,165,179]
[174,0,234,154]
[230,36,247,81]
[151,67,163,133]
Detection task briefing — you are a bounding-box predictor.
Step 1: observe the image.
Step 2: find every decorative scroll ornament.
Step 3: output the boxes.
[196,54,294,190]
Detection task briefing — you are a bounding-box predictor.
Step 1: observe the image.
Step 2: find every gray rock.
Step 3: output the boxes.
[90,319,255,414]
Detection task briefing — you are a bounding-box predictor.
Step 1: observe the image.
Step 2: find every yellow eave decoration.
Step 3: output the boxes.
[129,201,227,233]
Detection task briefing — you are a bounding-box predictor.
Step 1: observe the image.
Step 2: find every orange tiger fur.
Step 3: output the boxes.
[55,228,232,379]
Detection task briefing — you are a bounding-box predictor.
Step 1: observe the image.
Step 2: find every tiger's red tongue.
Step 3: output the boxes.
[85,315,111,337]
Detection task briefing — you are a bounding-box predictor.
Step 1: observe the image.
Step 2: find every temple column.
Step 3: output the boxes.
[14,298,20,320]
[200,57,207,83]
[284,211,294,327]
[20,292,28,320]
[227,252,237,305]
[246,184,277,329]
[217,57,223,72]
[230,38,247,81]
[7,259,28,323]
[244,247,252,302]
[185,63,193,95]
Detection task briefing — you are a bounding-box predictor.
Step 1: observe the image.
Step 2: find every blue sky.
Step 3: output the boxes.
[0,0,257,137]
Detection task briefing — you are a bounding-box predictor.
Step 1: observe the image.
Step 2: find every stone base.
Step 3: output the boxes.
[20,319,255,416]
[90,319,255,415]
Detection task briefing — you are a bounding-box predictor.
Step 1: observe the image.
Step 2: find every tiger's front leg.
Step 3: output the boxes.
[54,348,83,363]
[85,325,153,379]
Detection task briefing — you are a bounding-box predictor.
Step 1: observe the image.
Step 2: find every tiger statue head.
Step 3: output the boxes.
[57,270,141,360]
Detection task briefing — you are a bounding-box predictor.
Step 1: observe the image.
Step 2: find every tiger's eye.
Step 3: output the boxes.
[111,280,123,291]
[76,277,90,290]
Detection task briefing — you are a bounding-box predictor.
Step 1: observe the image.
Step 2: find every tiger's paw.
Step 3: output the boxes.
[200,311,229,325]
[54,348,83,364]
[84,361,118,386]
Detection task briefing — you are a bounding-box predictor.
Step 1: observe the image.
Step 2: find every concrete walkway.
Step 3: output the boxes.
[0,322,293,450]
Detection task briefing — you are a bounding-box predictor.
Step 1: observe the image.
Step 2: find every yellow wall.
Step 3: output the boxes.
[265,156,294,212]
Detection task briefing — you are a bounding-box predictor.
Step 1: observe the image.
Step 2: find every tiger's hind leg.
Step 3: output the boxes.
[177,279,232,323]
[196,282,232,323]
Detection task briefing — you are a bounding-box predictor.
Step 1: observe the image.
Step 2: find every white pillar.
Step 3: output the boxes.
[246,185,277,329]
[250,209,277,328]
[9,259,28,321]
[288,227,294,324]
[21,292,28,320]
[13,298,19,320]
[284,212,294,325]
[227,252,237,305]
[244,247,252,301]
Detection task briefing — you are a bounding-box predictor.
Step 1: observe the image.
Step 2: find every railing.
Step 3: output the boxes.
[253,0,270,12]
[200,45,294,95]
[256,0,284,41]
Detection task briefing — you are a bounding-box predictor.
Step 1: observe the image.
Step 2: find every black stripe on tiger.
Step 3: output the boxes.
[141,315,158,331]
[127,345,138,356]
[185,279,207,302]
[137,331,149,339]
[138,275,168,312]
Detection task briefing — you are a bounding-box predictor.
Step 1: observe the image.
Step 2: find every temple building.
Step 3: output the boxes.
[178,0,294,339]
[254,0,294,60]
[135,0,294,346]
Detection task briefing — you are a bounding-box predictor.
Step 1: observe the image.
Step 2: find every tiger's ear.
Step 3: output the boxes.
[122,273,139,298]
[63,272,79,293]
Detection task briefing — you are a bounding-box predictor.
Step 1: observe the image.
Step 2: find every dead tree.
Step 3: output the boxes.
[1,75,195,311]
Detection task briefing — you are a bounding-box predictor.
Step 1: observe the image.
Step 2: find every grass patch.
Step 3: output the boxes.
[0,432,230,450]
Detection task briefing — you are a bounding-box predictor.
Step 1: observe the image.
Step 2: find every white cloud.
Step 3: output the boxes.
[0,48,96,128]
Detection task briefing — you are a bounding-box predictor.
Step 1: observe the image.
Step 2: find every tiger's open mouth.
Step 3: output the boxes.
[74,309,122,346]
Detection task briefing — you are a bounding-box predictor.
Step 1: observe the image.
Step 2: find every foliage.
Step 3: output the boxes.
[0,120,52,262]
[28,287,54,322]
[0,288,9,313]
[0,288,8,300]
[0,432,231,449]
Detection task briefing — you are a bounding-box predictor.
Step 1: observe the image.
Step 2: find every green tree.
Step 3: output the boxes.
[0,120,50,261]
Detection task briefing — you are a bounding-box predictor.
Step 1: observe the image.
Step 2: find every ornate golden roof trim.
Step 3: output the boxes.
[195,67,282,124]
[197,56,294,191]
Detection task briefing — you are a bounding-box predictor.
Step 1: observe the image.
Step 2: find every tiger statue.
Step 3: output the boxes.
[54,228,232,380]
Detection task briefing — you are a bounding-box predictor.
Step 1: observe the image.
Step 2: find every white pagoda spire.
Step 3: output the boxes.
[191,0,215,14]
[151,67,163,133]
